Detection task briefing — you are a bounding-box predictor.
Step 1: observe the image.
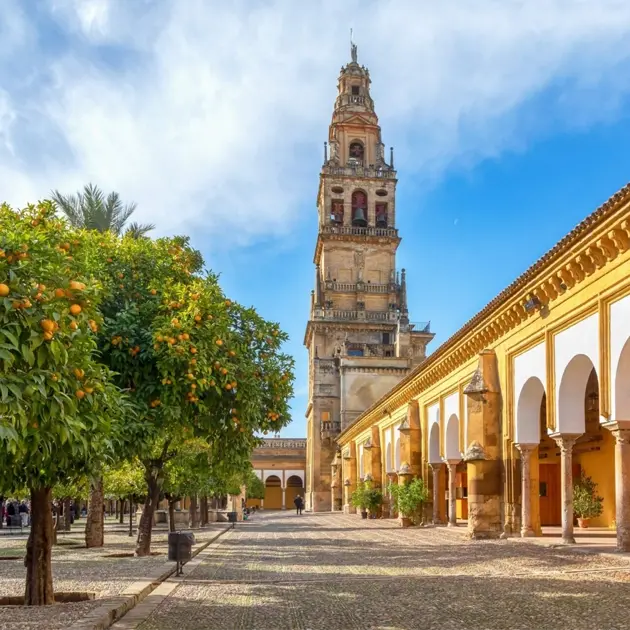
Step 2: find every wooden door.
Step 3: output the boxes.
[456,471,468,520]
[539,463,560,526]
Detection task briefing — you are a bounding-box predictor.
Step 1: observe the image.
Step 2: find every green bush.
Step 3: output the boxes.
[573,472,603,519]
[389,478,428,523]
[351,480,382,512]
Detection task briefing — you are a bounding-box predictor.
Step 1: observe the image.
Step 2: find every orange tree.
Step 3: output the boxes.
[95,236,294,555]
[0,202,131,605]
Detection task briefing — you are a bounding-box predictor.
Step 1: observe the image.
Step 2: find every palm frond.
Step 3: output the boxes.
[125,222,155,239]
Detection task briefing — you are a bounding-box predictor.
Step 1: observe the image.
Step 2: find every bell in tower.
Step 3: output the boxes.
[351,190,368,227]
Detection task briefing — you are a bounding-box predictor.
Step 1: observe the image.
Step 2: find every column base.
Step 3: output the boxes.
[520,528,535,538]
[562,536,576,545]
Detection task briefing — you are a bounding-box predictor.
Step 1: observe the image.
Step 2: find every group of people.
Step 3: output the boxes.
[2,499,29,527]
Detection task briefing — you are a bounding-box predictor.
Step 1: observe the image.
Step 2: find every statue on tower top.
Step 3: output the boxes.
[351,42,358,63]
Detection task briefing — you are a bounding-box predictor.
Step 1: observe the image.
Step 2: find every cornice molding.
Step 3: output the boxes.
[337,185,630,444]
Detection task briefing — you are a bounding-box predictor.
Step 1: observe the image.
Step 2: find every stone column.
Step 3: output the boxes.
[515,443,536,537]
[387,472,397,518]
[430,463,443,524]
[446,460,459,527]
[281,488,286,511]
[343,442,357,514]
[260,499,264,510]
[369,426,383,490]
[551,433,581,544]
[603,421,630,552]
[463,350,503,539]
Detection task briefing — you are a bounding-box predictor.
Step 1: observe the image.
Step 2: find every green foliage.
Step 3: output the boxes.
[0,201,129,493]
[51,183,154,238]
[389,478,429,521]
[103,460,145,500]
[351,480,382,511]
[573,472,604,519]
[53,476,89,501]
[93,233,295,473]
[245,471,265,500]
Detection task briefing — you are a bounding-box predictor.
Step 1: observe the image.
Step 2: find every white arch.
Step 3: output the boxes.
[283,469,304,486]
[611,294,630,421]
[557,354,596,434]
[515,376,545,444]
[555,313,599,433]
[444,414,460,460]
[359,444,364,478]
[429,422,441,464]
[264,473,282,485]
[386,440,393,473]
[394,436,401,471]
[428,403,439,429]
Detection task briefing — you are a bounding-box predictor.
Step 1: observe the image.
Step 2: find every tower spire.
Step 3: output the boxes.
[350,28,357,63]
[400,268,409,323]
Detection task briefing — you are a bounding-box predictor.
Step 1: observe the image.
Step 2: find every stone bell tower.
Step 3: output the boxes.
[304,43,434,512]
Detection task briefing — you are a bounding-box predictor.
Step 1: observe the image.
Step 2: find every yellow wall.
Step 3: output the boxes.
[337,188,630,533]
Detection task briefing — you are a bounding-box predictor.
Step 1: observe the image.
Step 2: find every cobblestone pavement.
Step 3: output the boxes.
[0,521,226,630]
[136,511,630,630]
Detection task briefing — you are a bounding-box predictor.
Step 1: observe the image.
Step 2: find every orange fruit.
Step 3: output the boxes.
[54,288,65,298]
[40,319,56,333]
[84,387,94,394]
[225,383,232,390]
[194,315,201,322]
[209,380,215,386]
[191,383,197,389]
[182,333,190,340]
[150,289,157,295]
[215,339,223,346]
[69,281,85,291]
[221,368,228,375]
[75,390,85,399]
[229,350,236,357]
[168,338,176,345]
[190,347,197,354]
[225,300,231,306]
[12,300,22,309]
[187,373,194,380]
[74,368,85,380]
[190,358,197,365]
[69,304,82,315]
[0,284,10,297]
[43,331,54,341]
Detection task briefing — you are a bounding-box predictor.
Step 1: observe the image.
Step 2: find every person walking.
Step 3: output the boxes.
[18,501,29,527]
[293,495,304,515]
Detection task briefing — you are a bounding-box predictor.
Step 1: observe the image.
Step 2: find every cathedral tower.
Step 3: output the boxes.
[304,44,434,512]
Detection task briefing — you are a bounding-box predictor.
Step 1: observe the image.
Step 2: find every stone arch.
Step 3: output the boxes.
[263,471,282,484]
[349,140,364,165]
[394,436,401,471]
[264,474,282,509]
[516,376,546,444]
[615,337,630,419]
[429,422,441,464]
[351,189,368,227]
[557,354,596,434]
[285,475,304,507]
[444,414,460,460]
[386,440,393,473]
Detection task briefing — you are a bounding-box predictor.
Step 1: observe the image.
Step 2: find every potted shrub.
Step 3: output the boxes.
[351,481,370,519]
[392,478,429,528]
[365,485,383,519]
[573,472,603,528]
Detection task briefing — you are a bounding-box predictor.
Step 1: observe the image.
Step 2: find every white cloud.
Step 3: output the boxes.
[2,0,630,245]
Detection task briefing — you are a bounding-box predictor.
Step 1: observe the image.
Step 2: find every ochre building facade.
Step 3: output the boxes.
[336,183,630,551]
[248,439,306,510]
[304,45,433,513]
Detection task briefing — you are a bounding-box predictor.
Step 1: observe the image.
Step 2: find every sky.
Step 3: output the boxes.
[3,0,630,437]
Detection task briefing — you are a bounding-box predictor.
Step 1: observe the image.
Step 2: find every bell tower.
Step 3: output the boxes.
[304,44,434,512]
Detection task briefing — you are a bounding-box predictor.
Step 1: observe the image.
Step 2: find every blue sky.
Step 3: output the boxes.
[3,1,630,437]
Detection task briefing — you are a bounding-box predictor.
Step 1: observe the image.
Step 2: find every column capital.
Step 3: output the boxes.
[429,462,444,471]
[550,432,582,453]
[602,420,630,445]
[515,443,537,457]
[445,458,461,466]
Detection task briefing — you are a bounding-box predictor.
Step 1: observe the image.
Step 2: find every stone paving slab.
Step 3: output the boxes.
[0,524,229,630]
[133,512,630,630]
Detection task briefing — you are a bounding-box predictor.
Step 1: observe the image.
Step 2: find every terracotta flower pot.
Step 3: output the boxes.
[361,511,368,519]
[577,517,590,529]
[400,516,412,528]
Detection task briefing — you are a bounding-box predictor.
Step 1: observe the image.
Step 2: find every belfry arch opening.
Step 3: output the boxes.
[349,141,364,165]
[351,190,368,227]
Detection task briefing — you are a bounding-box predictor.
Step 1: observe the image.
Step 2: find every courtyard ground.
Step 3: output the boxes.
[0,519,228,630]
[112,511,630,630]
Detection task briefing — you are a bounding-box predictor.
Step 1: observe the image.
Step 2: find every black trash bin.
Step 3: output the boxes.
[168,530,195,574]
[227,511,237,527]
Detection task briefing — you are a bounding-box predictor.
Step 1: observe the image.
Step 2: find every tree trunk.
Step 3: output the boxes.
[85,477,104,548]
[128,500,134,537]
[189,495,199,529]
[25,487,54,605]
[135,474,160,556]
[63,498,72,532]
[200,495,208,526]
[119,499,125,524]
[168,498,176,533]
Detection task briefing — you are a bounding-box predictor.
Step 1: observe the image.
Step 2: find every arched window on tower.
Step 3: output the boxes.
[348,141,364,166]
[330,200,344,225]
[375,203,388,228]
[351,190,368,227]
